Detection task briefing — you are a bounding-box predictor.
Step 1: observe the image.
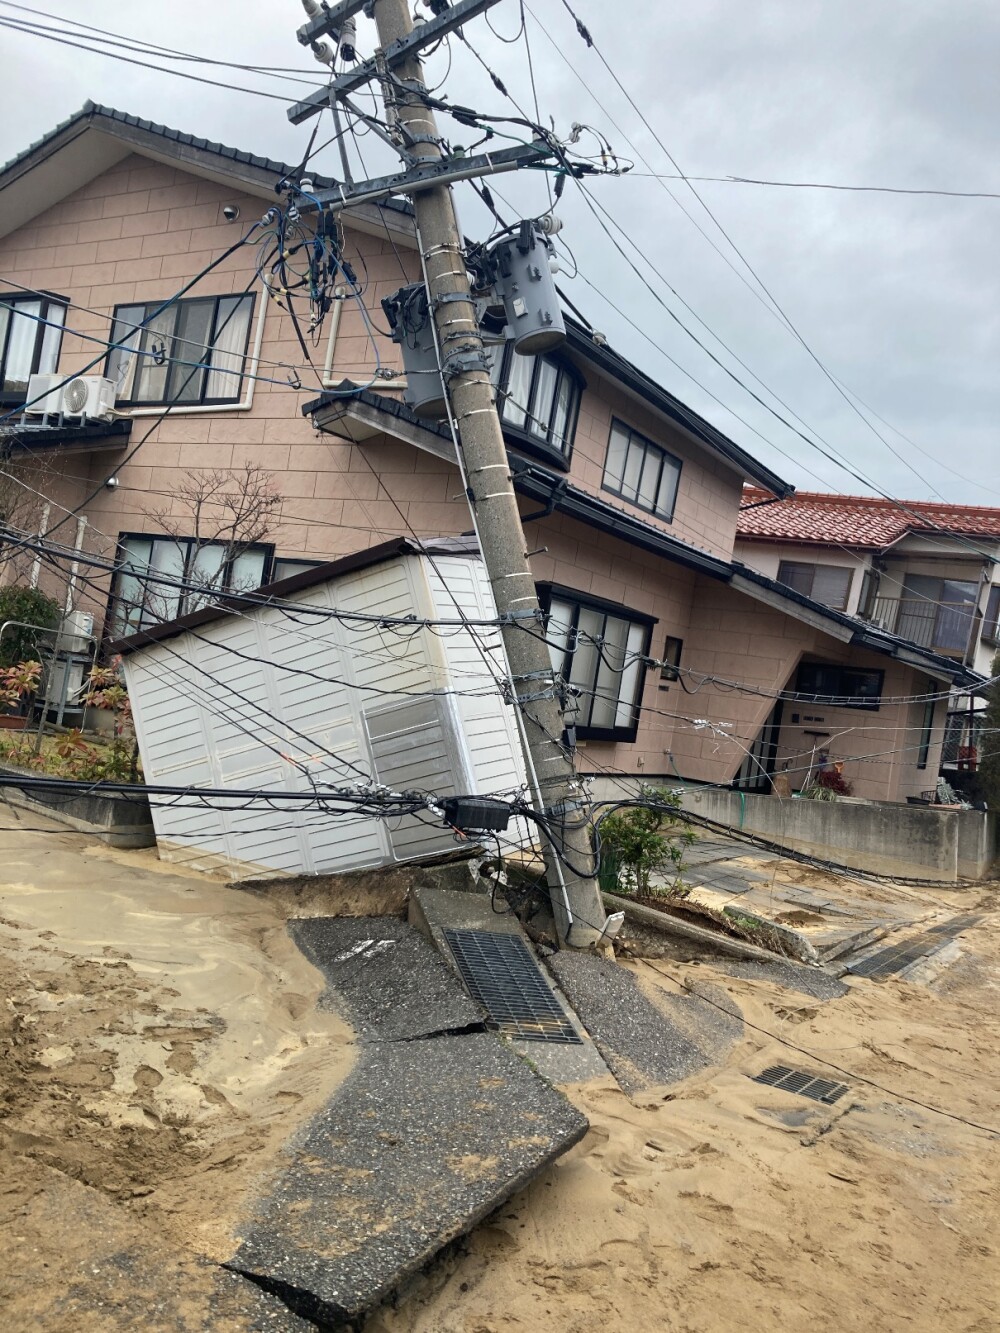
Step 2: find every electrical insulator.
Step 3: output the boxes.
[339,16,358,61]
[382,284,447,419]
[487,223,566,356]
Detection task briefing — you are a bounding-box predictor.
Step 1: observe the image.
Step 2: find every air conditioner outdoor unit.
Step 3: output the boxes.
[24,374,117,422]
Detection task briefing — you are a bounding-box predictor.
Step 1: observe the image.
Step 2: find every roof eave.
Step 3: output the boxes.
[563,319,793,499]
[0,102,415,245]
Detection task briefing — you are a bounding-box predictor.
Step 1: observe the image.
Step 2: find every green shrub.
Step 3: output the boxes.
[597,786,694,897]
[0,586,60,669]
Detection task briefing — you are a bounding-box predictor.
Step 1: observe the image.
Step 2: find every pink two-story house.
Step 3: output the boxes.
[0,104,981,804]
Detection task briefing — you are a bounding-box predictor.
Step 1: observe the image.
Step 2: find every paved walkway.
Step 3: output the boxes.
[655,832,976,965]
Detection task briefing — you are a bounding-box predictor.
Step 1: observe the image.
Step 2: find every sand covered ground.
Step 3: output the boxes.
[1,814,997,1332]
[376,911,1000,1333]
[0,815,354,1285]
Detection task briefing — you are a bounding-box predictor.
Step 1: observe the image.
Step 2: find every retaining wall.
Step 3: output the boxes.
[0,766,155,848]
[674,786,996,882]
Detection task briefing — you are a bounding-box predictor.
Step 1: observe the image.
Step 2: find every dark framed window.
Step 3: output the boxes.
[0,291,66,404]
[106,294,255,407]
[487,342,582,465]
[794,661,884,711]
[895,574,977,656]
[111,533,274,636]
[539,583,655,742]
[777,560,853,611]
[271,557,322,584]
[659,635,683,687]
[916,679,936,770]
[984,586,1000,646]
[602,418,682,521]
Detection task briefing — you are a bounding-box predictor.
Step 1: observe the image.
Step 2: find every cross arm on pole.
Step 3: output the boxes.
[301,141,564,212]
[288,0,503,124]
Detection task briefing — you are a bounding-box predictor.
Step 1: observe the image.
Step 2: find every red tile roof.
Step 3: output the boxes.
[737,487,1000,549]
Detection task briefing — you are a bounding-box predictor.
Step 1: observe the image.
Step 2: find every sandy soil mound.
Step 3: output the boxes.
[0,821,354,1273]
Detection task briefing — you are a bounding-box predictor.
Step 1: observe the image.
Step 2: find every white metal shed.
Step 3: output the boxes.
[115,538,528,879]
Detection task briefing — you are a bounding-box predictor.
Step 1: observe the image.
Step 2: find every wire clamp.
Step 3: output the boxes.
[443,347,492,379]
[515,687,559,704]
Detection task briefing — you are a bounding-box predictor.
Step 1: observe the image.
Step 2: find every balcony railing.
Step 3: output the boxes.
[869,595,976,656]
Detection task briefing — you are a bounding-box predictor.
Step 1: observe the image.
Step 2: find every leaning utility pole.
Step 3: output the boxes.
[372,0,608,948]
[292,0,611,947]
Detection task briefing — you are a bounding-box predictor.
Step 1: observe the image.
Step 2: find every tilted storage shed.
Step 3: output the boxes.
[114,538,529,879]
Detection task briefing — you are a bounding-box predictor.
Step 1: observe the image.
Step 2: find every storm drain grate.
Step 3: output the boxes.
[847,913,982,979]
[752,1065,849,1104]
[927,913,982,937]
[442,928,582,1044]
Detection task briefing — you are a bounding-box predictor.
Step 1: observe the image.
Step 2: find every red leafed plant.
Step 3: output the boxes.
[0,660,42,713]
[815,765,852,796]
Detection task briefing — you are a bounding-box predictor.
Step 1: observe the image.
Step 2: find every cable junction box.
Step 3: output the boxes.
[442,796,512,833]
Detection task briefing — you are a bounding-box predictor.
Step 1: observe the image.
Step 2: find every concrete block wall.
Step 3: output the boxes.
[675,785,996,883]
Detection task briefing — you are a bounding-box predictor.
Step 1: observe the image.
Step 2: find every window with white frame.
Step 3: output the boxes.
[106,295,255,407]
[0,291,66,403]
[777,560,853,611]
[487,343,582,462]
[111,533,273,636]
[602,418,682,521]
[540,584,654,741]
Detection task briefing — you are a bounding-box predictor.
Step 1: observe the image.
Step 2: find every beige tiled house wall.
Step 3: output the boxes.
[569,372,744,561]
[0,151,750,623]
[666,575,945,801]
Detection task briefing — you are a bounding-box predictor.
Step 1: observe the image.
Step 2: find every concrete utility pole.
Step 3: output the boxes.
[369,0,608,948]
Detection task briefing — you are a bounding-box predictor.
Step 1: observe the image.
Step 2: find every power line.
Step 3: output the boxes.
[628,171,1000,202]
[0,13,325,102]
[533,2,972,506]
[0,1,331,81]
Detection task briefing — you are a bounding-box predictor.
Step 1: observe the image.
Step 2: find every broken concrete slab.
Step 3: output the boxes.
[290,915,481,1042]
[231,914,589,1325]
[410,885,611,1085]
[3,1161,311,1331]
[231,1032,587,1325]
[547,952,739,1095]
[602,890,790,964]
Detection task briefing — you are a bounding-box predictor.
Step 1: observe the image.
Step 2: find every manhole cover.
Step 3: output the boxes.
[752,1064,849,1104]
[442,928,582,1044]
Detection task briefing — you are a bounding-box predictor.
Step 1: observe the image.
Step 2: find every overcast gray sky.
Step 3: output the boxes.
[2,0,998,503]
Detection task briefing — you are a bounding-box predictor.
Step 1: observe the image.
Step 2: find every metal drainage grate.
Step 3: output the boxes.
[849,914,983,980]
[927,913,982,937]
[752,1065,849,1104]
[442,928,582,1045]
